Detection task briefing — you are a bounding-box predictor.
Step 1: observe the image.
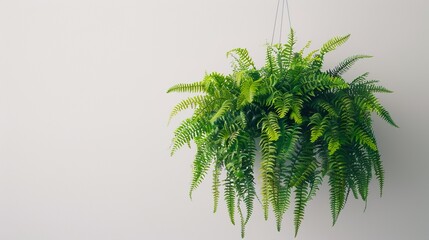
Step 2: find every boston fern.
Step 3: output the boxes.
[167,30,397,238]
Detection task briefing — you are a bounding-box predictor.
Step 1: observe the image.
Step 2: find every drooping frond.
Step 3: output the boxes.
[171,117,211,155]
[294,181,309,237]
[328,152,347,225]
[189,140,214,199]
[260,131,277,220]
[212,164,221,213]
[260,112,281,141]
[225,176,236,225]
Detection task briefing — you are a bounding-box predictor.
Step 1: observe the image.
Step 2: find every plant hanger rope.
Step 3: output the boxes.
[271,0,292,45]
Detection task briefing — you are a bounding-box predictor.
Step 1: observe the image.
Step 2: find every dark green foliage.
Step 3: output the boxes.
[167,30,397,238]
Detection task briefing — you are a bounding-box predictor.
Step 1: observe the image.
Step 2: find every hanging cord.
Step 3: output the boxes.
[279,0,285,43]
[285,0,292,30]
[270,0,281,45]
[271,0,292,45]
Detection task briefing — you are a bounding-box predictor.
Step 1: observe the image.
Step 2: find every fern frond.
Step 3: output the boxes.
[237,201,246,238]
[212,164,221,213]
[265,45,279,75]
[239,78,261,104]
[299,40,312,56]
[309,113,330,142]
[278,29,296,71]
[290,98,304,124]
[351,72,370,84]
[329,153,347,225]
[169,95,207,122]
[260,132,277,220]
[294,182,309,237]
[171,117,210,155]
[227,48,256,70]
[353,126,378,151]
[368,148,384,196]
[329,55,372,76]
[189,140,214,199]
[306,172,323,202]
[320,34,350,56]
[210,100,233,123]
[225,177,236,225]
[273,93,293,118]
[365,95,398,127]
[260,112,281,141]
[167,81,206,93]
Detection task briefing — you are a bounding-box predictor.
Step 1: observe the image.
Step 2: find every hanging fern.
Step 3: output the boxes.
[167,29,397,238]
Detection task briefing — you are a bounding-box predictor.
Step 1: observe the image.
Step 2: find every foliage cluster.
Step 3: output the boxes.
[167,30,397,237]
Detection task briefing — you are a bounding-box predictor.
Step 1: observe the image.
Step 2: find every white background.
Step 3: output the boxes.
[1,0,428,239]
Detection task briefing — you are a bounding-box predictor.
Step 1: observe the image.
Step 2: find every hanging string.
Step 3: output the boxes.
[279,0,285,43]
[285,0,292,30]
[271,0,292,45]
[270,0,281,45]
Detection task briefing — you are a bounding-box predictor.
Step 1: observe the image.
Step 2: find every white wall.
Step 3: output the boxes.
[1,0,428,239]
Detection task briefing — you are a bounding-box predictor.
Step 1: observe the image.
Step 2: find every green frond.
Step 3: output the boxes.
[189,141,214,199]
[290,98,303,124]
[273,93,293,118]
[260,112,281,141]
[265,45,279,75]
[313,99,339,118]
[290,155,318,187]
[366,95,398,128]
[368,148,384,196]
[309,113,330,142]
[351,72,370,85]
[239,78,261,105]
[210,100,233,123]
[329,153,347,225]
[237,201,246,238]
[353,126,378,151]
[299,40,312,56]
[306,173,323,202]
[350,146,371,201]
[320,34,351,56]
[351,79,393,94]
[225,177,236,225]
[260,132,277,220]
[299,73,348,96]
[277,29,296,72]
[212,164,221,213]
[238,111,247,128]
[304,49,319,62]
[167,81,206,93]
[329,55,372,76]
[327,125,341,155]
[294,182,309,237]
[171,117,210,155]
[169,95,207,122]
[227,48,256,70]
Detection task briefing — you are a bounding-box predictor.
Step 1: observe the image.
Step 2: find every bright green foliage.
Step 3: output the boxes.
[167,30,397,238]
